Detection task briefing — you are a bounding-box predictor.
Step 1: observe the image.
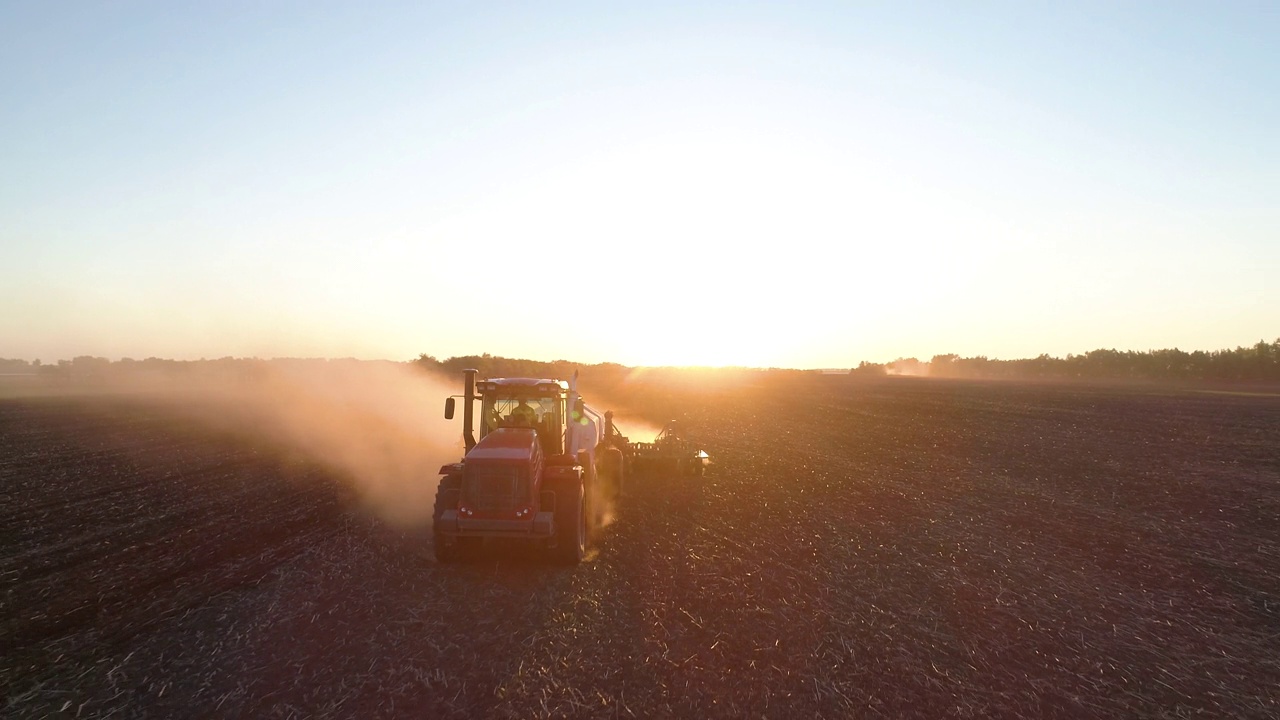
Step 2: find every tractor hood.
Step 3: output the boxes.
[467,427,540,463]
[457,427,545,520]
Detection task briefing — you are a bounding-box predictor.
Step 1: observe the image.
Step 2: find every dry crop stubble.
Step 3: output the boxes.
[3,373,1278,717]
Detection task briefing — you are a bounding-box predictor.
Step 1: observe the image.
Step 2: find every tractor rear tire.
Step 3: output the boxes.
[549,479,585,565]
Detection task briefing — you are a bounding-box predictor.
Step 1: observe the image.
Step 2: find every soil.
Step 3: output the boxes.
[3,376,1278,718]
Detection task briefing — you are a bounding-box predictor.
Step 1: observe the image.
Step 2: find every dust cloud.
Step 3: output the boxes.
[606,413,664,443]
[97,361,464,527]
[884,367,929,377]
[24,361,688,531]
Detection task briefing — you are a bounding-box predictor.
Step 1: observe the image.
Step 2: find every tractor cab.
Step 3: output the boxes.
[476,378,569,456]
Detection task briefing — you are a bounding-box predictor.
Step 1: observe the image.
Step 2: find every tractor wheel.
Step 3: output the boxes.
[549,478,585,565]
[432,477,462,564]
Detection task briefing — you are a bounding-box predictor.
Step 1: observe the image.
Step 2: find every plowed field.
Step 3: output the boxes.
[4,377,1279,718]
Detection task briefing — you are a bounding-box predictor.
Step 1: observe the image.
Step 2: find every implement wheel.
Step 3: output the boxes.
[599,446,625,501]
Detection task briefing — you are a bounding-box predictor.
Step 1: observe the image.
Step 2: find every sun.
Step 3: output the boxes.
[601,307,787,368]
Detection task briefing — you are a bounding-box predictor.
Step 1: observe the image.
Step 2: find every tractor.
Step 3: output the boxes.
[433,369,708,564]
[433,369,627,564]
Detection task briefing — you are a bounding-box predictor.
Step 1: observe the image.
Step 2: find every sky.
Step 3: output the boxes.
[2,1,1276,369]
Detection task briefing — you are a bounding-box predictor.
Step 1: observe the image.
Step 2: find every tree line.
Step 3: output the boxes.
[861,339,1280,382]
[4,338,1277,383]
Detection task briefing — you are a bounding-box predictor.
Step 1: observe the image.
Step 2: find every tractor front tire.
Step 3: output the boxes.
[432,478,462,564]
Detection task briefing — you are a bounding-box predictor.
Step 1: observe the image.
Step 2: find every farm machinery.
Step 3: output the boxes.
[433,369,708,564]
[628,421,710,478]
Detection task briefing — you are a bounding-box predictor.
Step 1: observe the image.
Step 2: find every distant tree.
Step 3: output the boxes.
[70,356,111,378]
[886,357,926,376]
[873,338,1280,383]
[929,354,959,377]
[0,358,32,373]
[39,362,68,378]
[850,361,885,377]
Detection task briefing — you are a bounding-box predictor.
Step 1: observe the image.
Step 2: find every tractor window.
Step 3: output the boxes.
[483,394,558,432]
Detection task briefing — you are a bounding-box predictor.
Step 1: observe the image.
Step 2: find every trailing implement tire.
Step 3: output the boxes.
[549,478,586,565]
[432,477,462,564]
[599,446,625,502]
[595,446,625,528]
[578,451,602,536]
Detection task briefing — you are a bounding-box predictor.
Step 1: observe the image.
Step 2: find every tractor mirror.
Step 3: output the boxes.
[574,398,585,417]
[444,397,455,420]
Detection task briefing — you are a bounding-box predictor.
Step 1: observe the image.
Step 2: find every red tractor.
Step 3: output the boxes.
[433,370,626,564]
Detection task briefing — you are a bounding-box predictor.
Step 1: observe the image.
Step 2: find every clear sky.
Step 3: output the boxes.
[2,1,1276,368]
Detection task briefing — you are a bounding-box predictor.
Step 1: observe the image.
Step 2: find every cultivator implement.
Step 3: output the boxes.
[606,418,709,478]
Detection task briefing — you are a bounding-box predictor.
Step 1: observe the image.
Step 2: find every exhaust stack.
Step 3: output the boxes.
[463,368,477,451]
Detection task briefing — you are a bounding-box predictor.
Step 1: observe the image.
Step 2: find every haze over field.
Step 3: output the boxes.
[7,360,464,524]
[2,2,1276,368]
[0,356,674,525]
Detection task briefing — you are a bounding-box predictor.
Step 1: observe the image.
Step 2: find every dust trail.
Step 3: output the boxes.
[607,413,664,443]
[578,395,671,532]
[84,361,464,528]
